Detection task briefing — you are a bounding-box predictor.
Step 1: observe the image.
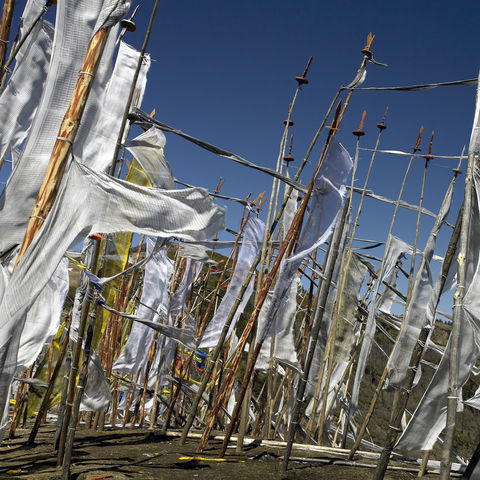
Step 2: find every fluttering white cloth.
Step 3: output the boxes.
[0,17,53,166]
[17,258,69,371]
[113,238,173,376]
[199,216,265,348]
[386,183,453,389]
[258,138,352,343]
[469,72,480,155]
[80,351,112,411]
[77,41,150,172]
[177,242,214,263]
[257,187,300,372]
[351,236,412,411]
[0,0,122,256]
[126,128,174,189]
[257,277,301,372]
[0,159,224,436]
[396,167,480,450]
[378,270,398,316]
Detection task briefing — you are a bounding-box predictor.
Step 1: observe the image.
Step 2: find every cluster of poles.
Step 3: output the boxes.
[0,2,479,480]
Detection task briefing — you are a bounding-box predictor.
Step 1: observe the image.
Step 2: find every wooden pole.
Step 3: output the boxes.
[110,0,160,173]
[281,33,378,472]
[28,329,69,445]
[61,312,96,480]
[311,109,388,443]
[281,191,350,470]
[440,151,476,480]
[0,1,51,91]
[313,111,365,442]
[56,238,101,465]
[350,167,463,463]
[0,0,15,75]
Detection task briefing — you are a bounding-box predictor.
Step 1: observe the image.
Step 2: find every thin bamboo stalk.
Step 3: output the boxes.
[61,314,96,480]
[439,151,475,480]
[8,369,27,438]
[281,194,350,469]
[372,136,434,480]
[312,118,364,442]
[0,1,51,91]
[110,0,160,173]
[57,239,101,465]
[0,0,15,73]
[350,170,463,464]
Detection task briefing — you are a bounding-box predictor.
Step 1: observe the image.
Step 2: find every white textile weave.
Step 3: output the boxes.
[0,159,224,437]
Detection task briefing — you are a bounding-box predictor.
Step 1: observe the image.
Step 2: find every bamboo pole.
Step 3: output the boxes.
[281,192,350,470]
[311,111,365,442]
[0,0,14,77]
[282,34,380,472]
[235,64,306,451]
[110,0,160,173]
[61,312,96,480]
[56,238,101,465]
[0,1,51,91]
[439,151,476,480]
[372,134,434,480]
[28,328,69,445]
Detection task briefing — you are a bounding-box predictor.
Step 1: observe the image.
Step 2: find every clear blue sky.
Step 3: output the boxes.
[4,0,480,315]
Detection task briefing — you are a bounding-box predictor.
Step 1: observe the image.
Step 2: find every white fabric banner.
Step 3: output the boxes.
[469,71,480,155]
[257,277,301,372]
[0,19,53,166]
[126,127,174,189]
[0,159,224,436]
[199,216,265,348]
[80,351,112,412]
[113,238,173,375]
[258,138,352,343]
[78,41,151,172]
[351,236,412,411]
[17,258,69,371]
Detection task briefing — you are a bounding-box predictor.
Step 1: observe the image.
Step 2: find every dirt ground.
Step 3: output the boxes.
[0,425,448,480]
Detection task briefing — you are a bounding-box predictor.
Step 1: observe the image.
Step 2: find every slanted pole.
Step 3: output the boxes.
[15,26,111,267]
[440,150,476,480]
[110,0,160,174]
[28,328,70,445]
[0,0,14,75]
[57,238,102,465]
[313,110,365,443]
